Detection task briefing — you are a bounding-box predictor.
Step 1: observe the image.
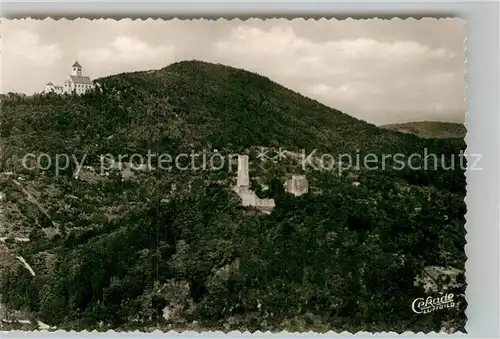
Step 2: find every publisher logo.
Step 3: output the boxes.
[411,293,456,314]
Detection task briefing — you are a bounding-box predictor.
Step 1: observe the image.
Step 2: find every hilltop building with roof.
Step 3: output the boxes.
[44,61,95,95]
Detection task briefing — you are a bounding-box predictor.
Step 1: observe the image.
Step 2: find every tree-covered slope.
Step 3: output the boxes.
[0,60,466,333]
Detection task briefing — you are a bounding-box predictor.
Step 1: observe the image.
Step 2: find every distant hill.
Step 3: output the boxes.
[380,121,466,139]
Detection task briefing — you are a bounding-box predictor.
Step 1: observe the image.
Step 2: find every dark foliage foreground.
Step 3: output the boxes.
[0,61,466,333]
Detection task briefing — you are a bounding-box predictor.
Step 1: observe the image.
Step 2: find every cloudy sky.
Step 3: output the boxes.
[2,18,465,125]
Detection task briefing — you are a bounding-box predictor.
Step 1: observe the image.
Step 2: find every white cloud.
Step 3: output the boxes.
[78,36,175,71]
[331,39,456,60]
[2,30,63,67]
[213,24,463,124]
[1,30,63,93]
[424,72,461,85]
[215,25,455,71]
[79,48,112,63]
[306,82,382,102]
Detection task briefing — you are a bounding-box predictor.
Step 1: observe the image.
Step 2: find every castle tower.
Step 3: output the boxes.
[237,155,250,187]
[71,61,82,76]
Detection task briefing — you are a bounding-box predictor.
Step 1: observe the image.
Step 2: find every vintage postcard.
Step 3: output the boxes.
[0,18,467,334]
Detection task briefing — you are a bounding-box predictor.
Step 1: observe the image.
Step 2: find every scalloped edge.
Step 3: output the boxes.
[0,16,469,336]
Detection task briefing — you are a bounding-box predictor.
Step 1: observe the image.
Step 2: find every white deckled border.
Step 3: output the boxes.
[1,1,499,338]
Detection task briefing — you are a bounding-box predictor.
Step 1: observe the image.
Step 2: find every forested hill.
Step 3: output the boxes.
[380,121,466,139]
[0,60,466,333]
[2,60,464,161]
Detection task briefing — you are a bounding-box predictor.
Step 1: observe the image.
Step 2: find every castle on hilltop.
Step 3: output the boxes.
[44,61,95,95]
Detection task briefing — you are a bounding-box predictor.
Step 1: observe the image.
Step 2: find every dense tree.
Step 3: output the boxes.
[0,60,466,333]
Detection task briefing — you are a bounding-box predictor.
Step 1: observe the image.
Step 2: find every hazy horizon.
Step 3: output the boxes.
[1,18,466,125]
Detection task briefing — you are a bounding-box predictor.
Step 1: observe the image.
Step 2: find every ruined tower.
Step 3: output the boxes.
[237,155,250,187]
[232,154,275,213]
[285,175,309,196]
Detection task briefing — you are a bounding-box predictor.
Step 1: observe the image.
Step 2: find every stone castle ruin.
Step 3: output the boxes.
[284,175,309,196]
[236,155,250,188]
[232,155,309,214]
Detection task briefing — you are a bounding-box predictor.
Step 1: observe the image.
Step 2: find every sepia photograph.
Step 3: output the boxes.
[0,18,467,333]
